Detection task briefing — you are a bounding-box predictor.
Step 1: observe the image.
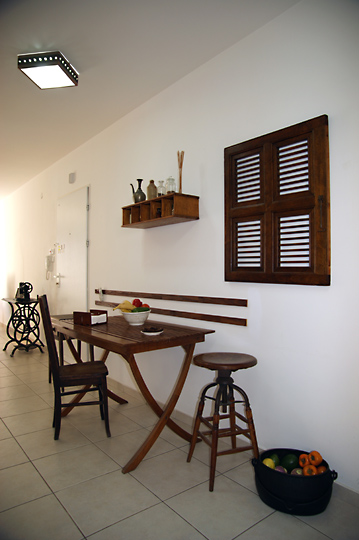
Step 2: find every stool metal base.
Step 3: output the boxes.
[188,369,259,491]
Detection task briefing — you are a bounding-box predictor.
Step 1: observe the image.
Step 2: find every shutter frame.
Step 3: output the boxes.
[225,115,330,285]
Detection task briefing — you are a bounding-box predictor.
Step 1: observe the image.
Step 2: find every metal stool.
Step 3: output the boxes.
[187,352,259,491]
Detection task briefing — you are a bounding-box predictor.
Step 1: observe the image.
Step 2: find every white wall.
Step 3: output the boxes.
[1,0,359,492]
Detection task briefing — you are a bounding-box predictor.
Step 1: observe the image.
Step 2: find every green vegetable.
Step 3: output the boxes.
[269,453,280,467]
[132,306,150,312]
[280,454,299,473]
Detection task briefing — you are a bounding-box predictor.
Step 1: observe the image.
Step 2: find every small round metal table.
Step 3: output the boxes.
[2,298,44,357]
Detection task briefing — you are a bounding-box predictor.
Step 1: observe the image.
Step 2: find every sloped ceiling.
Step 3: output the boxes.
[0,0,300,199]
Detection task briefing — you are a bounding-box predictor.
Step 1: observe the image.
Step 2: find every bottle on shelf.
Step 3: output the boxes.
[147,180,158,199]
[165,176,176,194]
[157,180,166,196]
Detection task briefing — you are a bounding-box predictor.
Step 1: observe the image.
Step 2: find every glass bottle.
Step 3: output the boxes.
[165,176,176,194]
[147,180,157,199]
[157,180,166,196]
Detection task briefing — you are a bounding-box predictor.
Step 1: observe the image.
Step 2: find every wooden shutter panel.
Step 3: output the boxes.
[225,115,330,285]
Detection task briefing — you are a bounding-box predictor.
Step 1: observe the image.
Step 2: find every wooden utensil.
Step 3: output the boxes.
[177,150,184,193]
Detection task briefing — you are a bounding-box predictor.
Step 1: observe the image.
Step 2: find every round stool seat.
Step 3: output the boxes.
[193,352,257,372]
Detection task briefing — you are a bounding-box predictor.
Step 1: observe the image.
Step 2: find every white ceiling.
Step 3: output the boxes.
[0,0,300,199]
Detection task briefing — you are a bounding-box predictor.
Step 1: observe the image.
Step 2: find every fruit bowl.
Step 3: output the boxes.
[121,310,150,326]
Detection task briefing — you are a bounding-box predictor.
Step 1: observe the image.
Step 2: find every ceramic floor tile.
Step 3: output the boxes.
[0,383,38,401]
[182,436,253,474]
[4,362,47,375]
[0,418,12,440]
[3,408,54,436]
[298,495,359,540]
[26,378,53,394]
[0,394,50,417]
[224,459,258,493]
[120,403,158,427]
[88,502,207,540]
[74,408,145,441]
[0,373,23,386]
[56,469,160,537]
[332,482,359,509]
[96,427,177,467]
[16,422,90,460]
[131,447,211,500]
[34,443,120,491]
[0,494,84,540]
[167,475,272,540]
[236,511,330,540]
[0,461,51,511]
[151,420,193,448]
[17,370,50,384]
[0,437,29,469]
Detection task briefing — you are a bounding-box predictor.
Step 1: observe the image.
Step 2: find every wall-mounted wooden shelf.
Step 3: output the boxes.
[122,193,199,229]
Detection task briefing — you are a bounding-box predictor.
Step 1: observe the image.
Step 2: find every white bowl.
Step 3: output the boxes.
[122,309,150,326]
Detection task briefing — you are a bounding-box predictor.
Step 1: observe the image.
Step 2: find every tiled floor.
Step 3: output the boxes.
[1,325,359,540]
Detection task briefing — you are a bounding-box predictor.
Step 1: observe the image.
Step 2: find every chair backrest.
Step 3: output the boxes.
[38,295,61,385]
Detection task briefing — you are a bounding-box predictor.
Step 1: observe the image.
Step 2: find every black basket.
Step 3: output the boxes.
[252,448,338,515]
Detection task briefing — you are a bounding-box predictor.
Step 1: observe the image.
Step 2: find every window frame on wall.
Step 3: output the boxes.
[224,115,330,286]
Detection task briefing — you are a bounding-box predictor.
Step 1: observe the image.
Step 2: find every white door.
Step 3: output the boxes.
[55,186,89,314]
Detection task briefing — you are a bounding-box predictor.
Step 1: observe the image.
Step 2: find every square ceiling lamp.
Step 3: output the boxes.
[17,51,79,89]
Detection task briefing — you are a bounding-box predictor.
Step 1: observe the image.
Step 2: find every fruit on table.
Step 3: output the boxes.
[113,300,135,312]
[113,299,150,313]
[309,450,322,466]
[280,453,299,473]
[269,453,280,467]
[303,464,318,476]
[263,458,275,469]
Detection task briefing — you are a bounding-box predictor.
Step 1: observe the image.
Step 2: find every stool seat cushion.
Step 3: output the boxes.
[193,352,257,371]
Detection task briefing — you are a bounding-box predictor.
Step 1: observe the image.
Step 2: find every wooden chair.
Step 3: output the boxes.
[187,352,258,491]
[38,295,111,440]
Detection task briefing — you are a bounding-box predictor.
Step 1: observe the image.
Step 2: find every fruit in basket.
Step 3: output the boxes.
[132,298,142,307]
[299,453,309,467]
[309,450,322,466]
[280,453,299,473]
[291,468,303,476]
[275,466,287,473]
[263,458,275,469]
[303,464,318,476]
[269,453,280,467]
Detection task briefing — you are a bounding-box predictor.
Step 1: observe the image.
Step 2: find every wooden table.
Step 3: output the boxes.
[51,314,214,473]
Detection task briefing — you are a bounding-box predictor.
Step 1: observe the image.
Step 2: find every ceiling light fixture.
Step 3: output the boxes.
[17,51,79,89]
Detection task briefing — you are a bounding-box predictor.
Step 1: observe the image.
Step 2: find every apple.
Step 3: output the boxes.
[132,298,142,307]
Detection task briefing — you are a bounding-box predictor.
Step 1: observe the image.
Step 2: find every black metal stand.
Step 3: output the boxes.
[3,298,44,357]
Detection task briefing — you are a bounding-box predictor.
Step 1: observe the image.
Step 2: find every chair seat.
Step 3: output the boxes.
[193,352,257,372]
[59,361,108,386]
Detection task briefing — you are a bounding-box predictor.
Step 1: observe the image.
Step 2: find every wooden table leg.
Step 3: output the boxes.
[122,343,195,474]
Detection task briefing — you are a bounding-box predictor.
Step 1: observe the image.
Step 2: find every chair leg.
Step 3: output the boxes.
[53,392,62,440]
[101,377,111,438]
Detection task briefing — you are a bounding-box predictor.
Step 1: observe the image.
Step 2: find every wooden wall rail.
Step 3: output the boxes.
[95,289,247,327]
